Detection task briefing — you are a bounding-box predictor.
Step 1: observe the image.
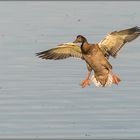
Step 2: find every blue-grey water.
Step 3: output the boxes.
[0,1,140,139]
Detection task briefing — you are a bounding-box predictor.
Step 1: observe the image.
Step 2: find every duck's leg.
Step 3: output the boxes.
[80,63,92,88]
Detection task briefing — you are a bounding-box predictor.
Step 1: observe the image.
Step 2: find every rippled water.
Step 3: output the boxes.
[0,1,140,139]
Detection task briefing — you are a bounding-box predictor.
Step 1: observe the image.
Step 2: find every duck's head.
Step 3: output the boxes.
[73,35,87,44]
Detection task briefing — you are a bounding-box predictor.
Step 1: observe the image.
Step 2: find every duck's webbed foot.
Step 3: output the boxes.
[80,78,90,88]
[112,74,121,85]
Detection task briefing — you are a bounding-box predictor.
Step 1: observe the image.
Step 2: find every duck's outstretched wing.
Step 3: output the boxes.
[36,42,82,60]
[98,26,140,58]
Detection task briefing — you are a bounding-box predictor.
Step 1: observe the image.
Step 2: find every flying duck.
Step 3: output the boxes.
[36,26,140,88]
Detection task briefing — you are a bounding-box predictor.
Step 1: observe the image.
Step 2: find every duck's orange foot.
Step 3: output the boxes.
[112,74,121,85]
[80,79,90,88]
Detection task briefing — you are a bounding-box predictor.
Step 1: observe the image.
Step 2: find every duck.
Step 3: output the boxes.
[73,35,120,87]
[36,26,140,88]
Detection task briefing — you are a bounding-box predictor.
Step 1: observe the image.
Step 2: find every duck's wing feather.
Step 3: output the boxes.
[36,42,82,60]
[98,26,140,58]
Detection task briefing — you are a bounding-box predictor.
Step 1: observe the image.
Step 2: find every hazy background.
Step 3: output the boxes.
[0,1,140,138]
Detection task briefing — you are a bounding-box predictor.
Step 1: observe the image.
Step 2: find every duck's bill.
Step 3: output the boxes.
[73,41,77,43]
[73,39,79,43]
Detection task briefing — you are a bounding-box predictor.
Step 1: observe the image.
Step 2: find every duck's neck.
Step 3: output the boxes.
[81,41,90,54]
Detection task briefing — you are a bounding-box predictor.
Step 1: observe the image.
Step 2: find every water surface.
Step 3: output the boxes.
[0,1,140,139]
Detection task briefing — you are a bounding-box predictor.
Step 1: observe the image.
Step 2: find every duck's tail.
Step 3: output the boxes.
[90,73,121,87]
